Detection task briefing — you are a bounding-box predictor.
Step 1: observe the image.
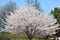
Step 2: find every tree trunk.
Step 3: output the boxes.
[25,26,33,40]
[26,32,33,40]
[28,37,32,40]
[25,30,33,40]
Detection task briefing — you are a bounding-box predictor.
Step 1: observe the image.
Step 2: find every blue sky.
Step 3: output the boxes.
[0,0,60,13]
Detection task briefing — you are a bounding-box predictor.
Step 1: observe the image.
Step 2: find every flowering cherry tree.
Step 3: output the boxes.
[5,6,59,40]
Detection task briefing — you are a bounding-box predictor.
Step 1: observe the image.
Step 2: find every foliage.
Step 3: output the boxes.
[5,6,59,40]
[51,7,60,24]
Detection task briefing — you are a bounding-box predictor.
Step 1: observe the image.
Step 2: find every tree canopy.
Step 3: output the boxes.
[5,6,59,40]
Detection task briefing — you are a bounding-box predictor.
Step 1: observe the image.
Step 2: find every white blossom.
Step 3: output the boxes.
[5,6,59,38]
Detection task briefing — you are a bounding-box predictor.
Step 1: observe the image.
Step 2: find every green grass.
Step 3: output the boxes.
[0,32,47,40]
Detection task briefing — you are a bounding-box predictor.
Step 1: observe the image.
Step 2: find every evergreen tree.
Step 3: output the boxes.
[51,7,60,24]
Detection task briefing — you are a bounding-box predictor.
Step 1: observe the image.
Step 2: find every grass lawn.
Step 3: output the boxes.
[0,32,47,40]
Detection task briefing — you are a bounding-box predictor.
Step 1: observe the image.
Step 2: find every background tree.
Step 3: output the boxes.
[0,1,16,32]
[26,0,42,11]
[5,6,59,40]
[51,7,60,36]
[51,7,60,24]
